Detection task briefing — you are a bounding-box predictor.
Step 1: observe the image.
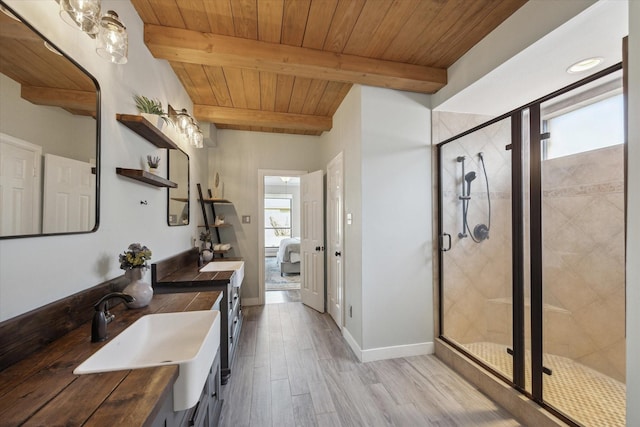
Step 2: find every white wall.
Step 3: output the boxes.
[320,86,363,345]
[0,0,205,321]
[626,0,640,423]
[319,85,433,356]
[360,86,433,352]
[208,131,323,300]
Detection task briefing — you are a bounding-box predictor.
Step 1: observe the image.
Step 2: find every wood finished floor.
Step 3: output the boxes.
[219,302,522,427]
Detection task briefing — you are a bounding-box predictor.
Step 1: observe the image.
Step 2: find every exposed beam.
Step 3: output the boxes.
[145,24,447,94]
[194,105,332,133]
[21,86,96,115]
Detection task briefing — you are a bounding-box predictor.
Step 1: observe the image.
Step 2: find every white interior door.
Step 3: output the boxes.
[43,154,95,233]
[0,134,41,236]
[327,153,344,328]
[300,170,325,313]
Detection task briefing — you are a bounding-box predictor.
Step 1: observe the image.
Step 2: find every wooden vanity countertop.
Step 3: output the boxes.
[0,290,222,426]
[153,257,243,291]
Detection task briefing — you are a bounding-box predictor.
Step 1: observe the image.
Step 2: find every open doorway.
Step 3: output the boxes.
[258,170,306,305]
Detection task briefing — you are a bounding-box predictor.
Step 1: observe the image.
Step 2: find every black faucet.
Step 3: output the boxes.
[91,292,135,342]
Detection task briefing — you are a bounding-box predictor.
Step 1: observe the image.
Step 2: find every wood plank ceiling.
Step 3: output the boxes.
[132,0,528,136]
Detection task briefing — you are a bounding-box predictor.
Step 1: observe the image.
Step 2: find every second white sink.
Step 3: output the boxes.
[74,310,220,411]
[200,260,244,287]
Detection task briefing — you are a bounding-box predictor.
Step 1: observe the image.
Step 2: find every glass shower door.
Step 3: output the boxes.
[439,117,514,382]
[535,71,626,426]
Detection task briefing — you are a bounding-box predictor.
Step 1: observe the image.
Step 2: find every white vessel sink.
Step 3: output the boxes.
[199,260,243,273]
[200,260,244,287]
[74,310,220,411]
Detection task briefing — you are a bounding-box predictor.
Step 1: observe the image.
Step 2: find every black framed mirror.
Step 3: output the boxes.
[167,148,189,226]
[0,2,100,239]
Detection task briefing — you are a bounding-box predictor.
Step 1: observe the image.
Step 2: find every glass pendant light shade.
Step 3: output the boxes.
[191,130,204,148]
[96,10,128,64]
[176,109,192,134]
[59,0,101,35]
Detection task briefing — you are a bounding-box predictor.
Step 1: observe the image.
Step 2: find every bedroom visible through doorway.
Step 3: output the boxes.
[264,175,301,296]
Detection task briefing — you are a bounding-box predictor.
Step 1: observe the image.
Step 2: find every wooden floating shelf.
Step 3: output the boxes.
[116,113,179,150]
[198,223,232,228]
[116,168,177,188]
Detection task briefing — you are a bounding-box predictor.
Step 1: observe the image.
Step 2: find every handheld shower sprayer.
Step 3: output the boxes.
[464,171,476,198]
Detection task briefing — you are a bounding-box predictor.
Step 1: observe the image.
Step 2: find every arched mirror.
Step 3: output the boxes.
[0,2,100,239]
[168,148,189,226]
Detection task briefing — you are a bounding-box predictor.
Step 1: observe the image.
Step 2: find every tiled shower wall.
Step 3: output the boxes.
[542,144,625,382]
[434,112,626,382]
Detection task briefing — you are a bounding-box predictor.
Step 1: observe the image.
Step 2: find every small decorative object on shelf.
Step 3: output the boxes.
[134,94,169,130]
[213,172,221,198]
[147,155,160,173]
[199,230,214,262]
[119,243,153,308]
[214,215,225,226]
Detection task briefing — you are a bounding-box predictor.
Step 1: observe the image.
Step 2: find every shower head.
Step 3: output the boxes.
[456,156,465,162]
[465,171,476,183]
[465,171,476,197]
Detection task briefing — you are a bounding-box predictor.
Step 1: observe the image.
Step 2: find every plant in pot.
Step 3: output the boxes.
[133,94,170,130]
[119,243,153,308]
[199,230,214,262]
[146,155,160,173]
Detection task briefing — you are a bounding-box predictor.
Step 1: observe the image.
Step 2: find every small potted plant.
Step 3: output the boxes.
[147,155,160,173]
[119,243,153,308]
[133,94,169,129]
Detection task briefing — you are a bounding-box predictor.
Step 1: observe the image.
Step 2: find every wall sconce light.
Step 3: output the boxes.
[96,10,127,64]
[57,0,127,64]
[59,0,100,35]
[168,105,204,148]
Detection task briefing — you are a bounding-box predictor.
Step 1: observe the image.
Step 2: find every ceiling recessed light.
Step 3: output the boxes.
[567,57,603,74]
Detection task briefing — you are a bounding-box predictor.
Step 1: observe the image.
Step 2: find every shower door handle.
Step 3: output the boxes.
[440,233,452,252]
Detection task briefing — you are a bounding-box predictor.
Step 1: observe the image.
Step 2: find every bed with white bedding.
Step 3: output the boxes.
[276,237,301,276]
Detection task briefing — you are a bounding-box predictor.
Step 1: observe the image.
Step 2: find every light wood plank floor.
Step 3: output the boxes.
[219,302,522,427]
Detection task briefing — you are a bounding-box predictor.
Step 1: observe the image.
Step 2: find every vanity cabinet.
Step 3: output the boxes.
[151,351,222,427]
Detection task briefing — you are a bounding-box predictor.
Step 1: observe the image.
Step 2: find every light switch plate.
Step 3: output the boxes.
[347,213,352,225]
[242,215,251,224]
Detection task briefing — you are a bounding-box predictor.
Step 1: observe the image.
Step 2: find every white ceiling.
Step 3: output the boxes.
[436,0,628,116]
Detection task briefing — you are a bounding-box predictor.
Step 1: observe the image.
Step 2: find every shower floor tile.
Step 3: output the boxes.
[465,342,625,427]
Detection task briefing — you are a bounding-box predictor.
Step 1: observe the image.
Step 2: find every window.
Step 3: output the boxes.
[543,93,624,159]
[264,197,292,247]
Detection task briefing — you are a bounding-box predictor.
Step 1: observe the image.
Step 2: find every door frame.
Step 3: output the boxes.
[326,152,344,329]
[258,169,307,306]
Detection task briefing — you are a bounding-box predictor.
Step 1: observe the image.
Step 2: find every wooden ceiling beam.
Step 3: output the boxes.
[144,24,447,94]
[194,105,332,132]
[20,86,96,115]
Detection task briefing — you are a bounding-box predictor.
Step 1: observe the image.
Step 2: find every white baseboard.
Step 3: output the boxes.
[243,297,260,306]
[342,327,363,362]
[341,328,434,363]
[361,341,434,363]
